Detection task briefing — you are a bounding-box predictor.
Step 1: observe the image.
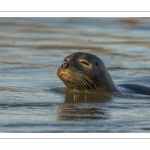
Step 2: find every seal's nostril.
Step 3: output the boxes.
[62,62,69,69]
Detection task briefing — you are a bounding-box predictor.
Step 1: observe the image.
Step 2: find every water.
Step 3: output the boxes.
[0,18,150,132]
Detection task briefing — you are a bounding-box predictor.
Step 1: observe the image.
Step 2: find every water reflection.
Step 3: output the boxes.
[57,90,112,121]
[63,91,111,103]
[1,18,150,132]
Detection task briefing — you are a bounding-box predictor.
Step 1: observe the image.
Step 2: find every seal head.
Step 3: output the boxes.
[57,52,118,92]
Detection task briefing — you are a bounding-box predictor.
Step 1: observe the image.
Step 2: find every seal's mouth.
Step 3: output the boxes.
[59,71,70,77]
[57,66,98,90]
[57,70,74,82]
[58,70,69,78]
[57,69,77,89]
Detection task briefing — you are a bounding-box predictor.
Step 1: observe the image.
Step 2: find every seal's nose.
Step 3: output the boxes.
[61,62,69,69]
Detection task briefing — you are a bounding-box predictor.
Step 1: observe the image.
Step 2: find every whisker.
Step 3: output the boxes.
[75,73,94,90]
[50,69,57,85]
[75,78,85,90]
[72,69,97,90]
[76,77,87,90]
[72,72,86,90]
[81,74,97,90]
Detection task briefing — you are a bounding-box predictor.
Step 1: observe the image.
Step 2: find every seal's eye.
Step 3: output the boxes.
[80,60,89,66]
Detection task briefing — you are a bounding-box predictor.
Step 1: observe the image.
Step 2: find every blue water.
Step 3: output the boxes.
[0,18,150,132]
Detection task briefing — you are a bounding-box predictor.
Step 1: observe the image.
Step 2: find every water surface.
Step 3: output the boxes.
[1,18,150,132]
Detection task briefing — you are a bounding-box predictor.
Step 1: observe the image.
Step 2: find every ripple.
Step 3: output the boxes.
[0,18,150,132]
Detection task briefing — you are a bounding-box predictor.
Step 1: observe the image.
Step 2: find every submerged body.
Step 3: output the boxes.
[57,52,150,95]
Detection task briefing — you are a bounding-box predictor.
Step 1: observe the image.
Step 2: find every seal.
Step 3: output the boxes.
[57,52,150,95]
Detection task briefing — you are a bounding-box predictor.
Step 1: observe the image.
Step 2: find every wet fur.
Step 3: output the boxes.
[57,52,150,95]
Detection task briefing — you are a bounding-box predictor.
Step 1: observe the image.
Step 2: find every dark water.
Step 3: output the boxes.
[1,18,150,132]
